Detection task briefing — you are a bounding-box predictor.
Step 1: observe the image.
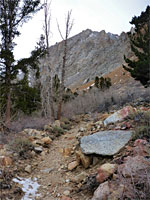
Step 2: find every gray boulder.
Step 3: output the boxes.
[80,130,132,156]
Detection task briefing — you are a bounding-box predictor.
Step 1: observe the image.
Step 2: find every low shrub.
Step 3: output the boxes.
[60,123,71,130]
[127,110,150,140]
[118,166,150,199]
[52,126,65,136]
[10,137,33,158]
[61,117,71,124]
[133,125,150,140]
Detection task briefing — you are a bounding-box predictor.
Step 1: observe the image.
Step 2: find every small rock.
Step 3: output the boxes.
[34,133,42,139]
[24,128,34,135]
[92,157,99,166]
[34,147,43,153]
[91,181,110,200]
[76,150,92,169]
[41,137,52,145]
[71,172,87,183]
[30,150,36,157]
[0,156,12,166]
[96,163,117,183]
[63,190,70,196]
[25,165,32,173]
[41,151,46,157]
[32,140,44,146]
[79,127,86,132]
[41,168,53,173]
[68,161,79,171]
[63,148,72,156]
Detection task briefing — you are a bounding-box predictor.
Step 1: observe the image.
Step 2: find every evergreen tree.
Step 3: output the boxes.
[95,76,100,88]
[123,6,150,87]
[95,76,112,90]
[0,0,41,125]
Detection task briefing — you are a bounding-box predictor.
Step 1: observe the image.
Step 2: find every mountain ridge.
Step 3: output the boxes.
[40,28,133,89]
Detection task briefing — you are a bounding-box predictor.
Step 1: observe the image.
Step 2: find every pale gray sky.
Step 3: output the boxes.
[14,0,150,60]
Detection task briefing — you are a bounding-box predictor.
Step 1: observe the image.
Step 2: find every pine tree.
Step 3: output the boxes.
[0,0,41,125]
[123,6,150,87]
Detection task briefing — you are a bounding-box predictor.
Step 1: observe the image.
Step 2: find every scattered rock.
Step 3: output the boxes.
[92,157,99,166]
[71,172,87,183]
[96,163,117,183]
[30,150,36,157]
[0,156,12,166]
[91,181,110,200]
[79,127,86,132]
[40,151,46,160]
[41,137,52,145]
[80,130,132,156]
[34,147,43,153]
[25,165,32,173]
[32,139,43,146]
[76,150,92,168]
[95,121,103,126]
[68,161,79,171]
[63,148,73,156]
[63,190,70,196]
[40,168,53,173]
[104,106,136,126]
[24,128,34,135]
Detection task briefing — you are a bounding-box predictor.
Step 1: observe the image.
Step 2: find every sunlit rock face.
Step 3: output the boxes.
[40,29,132,88]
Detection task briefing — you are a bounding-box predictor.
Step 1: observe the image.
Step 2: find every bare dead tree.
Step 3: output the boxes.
[42,0,55,121]
[43,0,51,48]
[56,10,73,120]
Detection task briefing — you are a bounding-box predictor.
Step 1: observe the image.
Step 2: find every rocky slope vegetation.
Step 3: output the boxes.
[1,104,150,200]
[40,29,132,88]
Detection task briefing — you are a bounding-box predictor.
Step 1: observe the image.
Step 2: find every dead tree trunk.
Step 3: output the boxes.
[57,10,73,120]
[43,0,55,121]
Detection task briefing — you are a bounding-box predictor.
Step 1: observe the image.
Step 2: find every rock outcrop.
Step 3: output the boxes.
[40,29,132,88]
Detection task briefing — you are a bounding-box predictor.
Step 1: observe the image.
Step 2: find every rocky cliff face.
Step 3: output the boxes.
[40,29,132,88]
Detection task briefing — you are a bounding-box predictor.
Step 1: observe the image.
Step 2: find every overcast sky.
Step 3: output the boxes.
[14,0,150,60]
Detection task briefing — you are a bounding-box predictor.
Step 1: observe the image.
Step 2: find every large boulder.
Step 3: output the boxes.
[91,181,110,200]
[80,130,132,156]
[104,106,136,126]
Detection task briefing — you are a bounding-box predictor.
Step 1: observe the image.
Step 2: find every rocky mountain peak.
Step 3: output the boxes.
[40,29,132,88]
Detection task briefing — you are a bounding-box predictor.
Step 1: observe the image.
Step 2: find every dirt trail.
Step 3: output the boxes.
[33,122,93,200]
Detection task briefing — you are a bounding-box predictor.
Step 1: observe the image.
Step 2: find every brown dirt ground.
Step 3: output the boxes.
[32,121,98,200]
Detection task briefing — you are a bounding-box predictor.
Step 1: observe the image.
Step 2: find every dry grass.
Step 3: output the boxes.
[10,116,50,133]
[62,80,150,119]
[117,165,150,199]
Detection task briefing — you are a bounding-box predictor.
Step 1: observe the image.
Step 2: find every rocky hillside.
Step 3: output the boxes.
[1,105,150,200]
[40,29,132,88]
